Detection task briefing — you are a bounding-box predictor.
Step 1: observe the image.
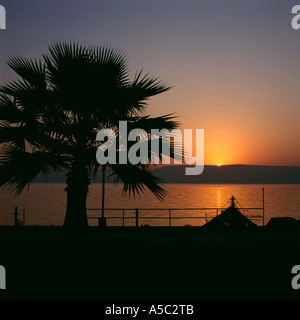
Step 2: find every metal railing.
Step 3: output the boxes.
[87,207,264,227]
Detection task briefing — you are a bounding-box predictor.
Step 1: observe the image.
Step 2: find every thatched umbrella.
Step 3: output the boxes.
[203,196,258,231]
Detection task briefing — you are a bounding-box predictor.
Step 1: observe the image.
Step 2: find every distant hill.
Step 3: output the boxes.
[34,165,300,184]
[151,165,300,184]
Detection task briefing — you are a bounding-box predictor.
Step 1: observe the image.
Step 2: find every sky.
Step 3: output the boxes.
[0,0,300,165]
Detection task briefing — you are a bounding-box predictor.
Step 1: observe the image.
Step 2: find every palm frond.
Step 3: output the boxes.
[0,146,71,195]
[46,42,91,69]
[119,71,171,115]
[110,163,166,200]
[127,114,180,132]
[132,70,171,97]
[7,57,46,90]
[0,94,24,123]
[0,79,50,117]
[124,114,182,163]
[0,123,26,149]
[91,46,129,84]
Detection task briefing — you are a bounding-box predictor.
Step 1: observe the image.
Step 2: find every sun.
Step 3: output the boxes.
[217,164,222,167]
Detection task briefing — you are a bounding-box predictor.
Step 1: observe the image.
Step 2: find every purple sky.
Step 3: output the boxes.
[1,0,300,165]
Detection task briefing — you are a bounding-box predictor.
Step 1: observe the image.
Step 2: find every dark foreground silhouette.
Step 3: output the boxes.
[0,209,300,300]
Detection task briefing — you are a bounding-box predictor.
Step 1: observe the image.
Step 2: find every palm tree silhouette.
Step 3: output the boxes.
[0,42,179,238]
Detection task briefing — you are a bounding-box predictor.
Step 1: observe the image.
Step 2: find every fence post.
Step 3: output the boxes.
[23,209,25,226]
[262,187,265,227]
[135,208,139,227]
[98,217,107,228]
[14,207,18,227]
[169,209,172,227]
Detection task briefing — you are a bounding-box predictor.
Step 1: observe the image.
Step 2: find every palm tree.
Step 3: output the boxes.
[0,42,179,238]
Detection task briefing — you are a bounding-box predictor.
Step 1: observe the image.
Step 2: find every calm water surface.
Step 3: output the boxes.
[0,184,299,226]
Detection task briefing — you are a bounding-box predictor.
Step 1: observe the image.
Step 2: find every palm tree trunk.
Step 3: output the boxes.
[63,163,90,239]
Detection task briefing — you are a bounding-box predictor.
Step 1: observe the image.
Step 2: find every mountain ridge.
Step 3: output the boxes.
[33,165,300,184]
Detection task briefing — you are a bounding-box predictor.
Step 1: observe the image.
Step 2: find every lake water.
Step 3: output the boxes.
[0,184,300,226]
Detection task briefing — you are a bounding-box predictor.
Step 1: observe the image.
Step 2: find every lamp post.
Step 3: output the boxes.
[98,166,107,228]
